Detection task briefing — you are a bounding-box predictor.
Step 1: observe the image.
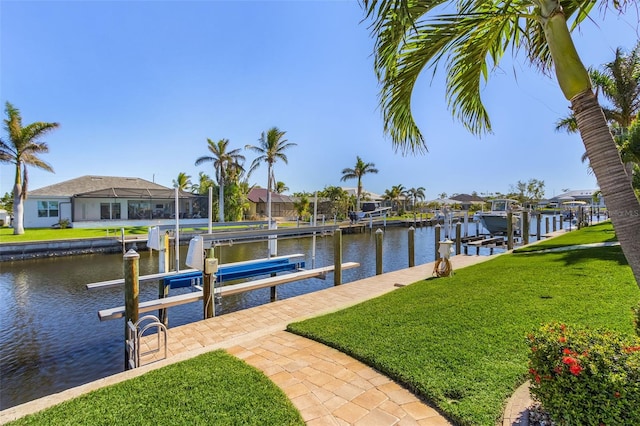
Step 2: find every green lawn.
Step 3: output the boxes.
[0,226,149,242]
[6,350,304,426]
[287,221,639,425]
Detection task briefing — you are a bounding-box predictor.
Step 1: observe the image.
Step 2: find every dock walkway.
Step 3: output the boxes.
[2,254,529,425]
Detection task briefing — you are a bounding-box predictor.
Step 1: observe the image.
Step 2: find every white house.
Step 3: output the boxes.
[24,175,204,228]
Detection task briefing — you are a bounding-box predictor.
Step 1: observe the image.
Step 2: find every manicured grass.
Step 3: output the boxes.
[514,221,617,252]
[287,224,639,425]
[6,350,304,426]
[0,226,149,242]
[0,224,260,243]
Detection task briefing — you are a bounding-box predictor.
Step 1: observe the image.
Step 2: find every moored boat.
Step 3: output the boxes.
[475,199,521,235]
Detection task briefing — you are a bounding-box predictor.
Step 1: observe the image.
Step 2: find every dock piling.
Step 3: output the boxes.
[375,229,383,275]
[408,227,415,267]
[124,249,140,370]
[333,229,342,286]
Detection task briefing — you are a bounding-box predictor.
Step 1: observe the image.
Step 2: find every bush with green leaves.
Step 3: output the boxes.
[527,322,640,425]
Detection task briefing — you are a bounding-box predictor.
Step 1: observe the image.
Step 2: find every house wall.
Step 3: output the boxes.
[24,197,72,228]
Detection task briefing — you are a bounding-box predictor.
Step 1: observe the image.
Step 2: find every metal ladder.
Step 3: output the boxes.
[126,315,168,369]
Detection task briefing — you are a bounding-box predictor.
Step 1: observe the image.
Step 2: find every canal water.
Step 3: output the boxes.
[0,217,565,410]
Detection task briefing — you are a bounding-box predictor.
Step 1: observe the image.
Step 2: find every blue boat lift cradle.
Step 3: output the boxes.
[90,225,359,321]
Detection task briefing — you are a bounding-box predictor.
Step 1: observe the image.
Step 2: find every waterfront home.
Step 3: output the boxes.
[24,175,203,229]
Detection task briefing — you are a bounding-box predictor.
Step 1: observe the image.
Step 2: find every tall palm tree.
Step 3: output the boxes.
[172,172,192,191]
[361,0,640,286]
[340,156,379,211]
[245,127,297,224]
[0,102,59,235]
[195,138,245,223]
[406,186,426,212]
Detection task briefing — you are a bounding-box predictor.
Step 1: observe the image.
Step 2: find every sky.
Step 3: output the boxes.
[1,0,639,202]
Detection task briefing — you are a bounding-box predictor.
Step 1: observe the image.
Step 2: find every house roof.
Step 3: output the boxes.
[341,187,383,200]
[450,193,485,203]
[247,188,295,203]
[28,175,187,198]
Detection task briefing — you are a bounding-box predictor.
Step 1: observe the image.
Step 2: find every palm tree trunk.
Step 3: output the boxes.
[540,5,640,286]
[12,184,25,235]
[573,90,640,286]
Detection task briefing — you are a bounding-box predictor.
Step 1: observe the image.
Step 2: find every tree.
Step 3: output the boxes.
[510,179,545,206]
[340,156,379,211]
[320,185,350,219]
[0,192,13,214]
[195,138,245,223]
[275,181,289,194]
[361,0,640,286]
[172,172,192,191]
[0,102,59,235]
[406,186,426,212]
[192,171,214,195]
[293,194,310,220]
[246,127,296,224]
[383,184,405,212]
[556,42,640,180]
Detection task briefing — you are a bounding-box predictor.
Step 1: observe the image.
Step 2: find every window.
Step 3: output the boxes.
[100,203,121,219]
[37,201,59,218]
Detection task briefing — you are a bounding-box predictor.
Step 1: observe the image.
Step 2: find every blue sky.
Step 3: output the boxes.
[1,0,638,201]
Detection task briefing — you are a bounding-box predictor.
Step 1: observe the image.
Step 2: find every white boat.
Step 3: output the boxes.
[475,199,522,235]
[356,202,393,221]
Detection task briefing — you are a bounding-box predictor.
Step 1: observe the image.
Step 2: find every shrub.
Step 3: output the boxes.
[527,322,640,425]
[633,303,640,337]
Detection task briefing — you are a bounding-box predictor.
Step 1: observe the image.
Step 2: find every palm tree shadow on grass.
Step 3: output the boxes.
[531,246,629,267]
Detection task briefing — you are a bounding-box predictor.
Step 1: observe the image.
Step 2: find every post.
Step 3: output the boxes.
[408,226,415,267]
[553,215,557,232]
[121,228,125,254]
[507,212,514,250]
[203,248,215,319]
[158,232,170,326]
[455,222,461,255]
[124,249,140,370]
[333,229,342,286]
[545,217,549,237]
[375,228,383,275]
[435,224,441,260]
[522,211,529,246]
[536,212,541,240]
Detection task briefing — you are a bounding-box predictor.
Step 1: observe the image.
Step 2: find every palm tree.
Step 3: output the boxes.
[556,42,640,176]
[340,156,379,211]
[383,184,405,212]
[172,172,192,191]
[245,127,297,225]
[406,187,426,212]
[0,102,59,235]
[361,0,640,286]
[192,171,214,195]
[195,138,245,223]
[275,181,289,194]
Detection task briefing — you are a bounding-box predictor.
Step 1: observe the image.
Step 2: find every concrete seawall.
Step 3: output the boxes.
[0,238,136,261]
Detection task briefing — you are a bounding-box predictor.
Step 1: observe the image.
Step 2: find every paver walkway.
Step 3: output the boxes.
[2,253,524,425]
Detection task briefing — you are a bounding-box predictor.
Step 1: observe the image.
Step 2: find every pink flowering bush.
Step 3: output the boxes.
[527,322,640,425]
